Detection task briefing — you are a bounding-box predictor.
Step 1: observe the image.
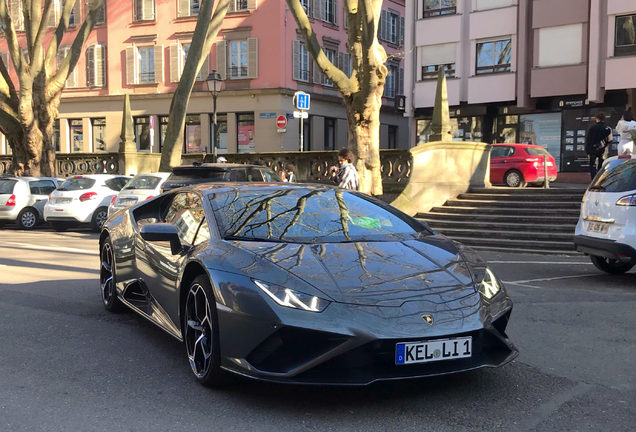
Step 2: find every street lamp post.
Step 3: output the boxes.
[206,71,224,159]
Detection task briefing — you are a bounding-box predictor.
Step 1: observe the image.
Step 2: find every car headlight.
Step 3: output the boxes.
[253,280,331,312]
[478,268,501,300]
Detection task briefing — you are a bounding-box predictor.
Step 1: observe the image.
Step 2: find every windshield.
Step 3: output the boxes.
[209,187,429,243]
[525,147,550,157]
[125,175,164,190]
[590,159,636,193]
[0,179,17,194]
[57,177,96,191]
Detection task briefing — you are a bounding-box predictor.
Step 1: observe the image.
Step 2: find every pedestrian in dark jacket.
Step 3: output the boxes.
[585,112,614,178]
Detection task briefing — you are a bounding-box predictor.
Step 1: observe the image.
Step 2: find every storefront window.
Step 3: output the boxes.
[237,113,255,153]
[210,114,228,154]
[495,115,519,143]
[159,116,169,152]
[70,119,83,152]
[92,118,106,152]
[324,117,336,150]
[134,116,152,152]
[417,117,483,144]
[184,115,202,153]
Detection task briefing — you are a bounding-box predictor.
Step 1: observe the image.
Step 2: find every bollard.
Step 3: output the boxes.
[543,155,550,189]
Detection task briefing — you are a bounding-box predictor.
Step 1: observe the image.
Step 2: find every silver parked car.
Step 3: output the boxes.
[108,172,171,217]
[0,174,63,230]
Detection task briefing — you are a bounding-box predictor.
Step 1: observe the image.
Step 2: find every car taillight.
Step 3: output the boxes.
[146,196,154,200]
[5,194,16,206]
[616,194,636,206]
[79,192,98,202]
[110,196,117,205]
[618,155,632,159]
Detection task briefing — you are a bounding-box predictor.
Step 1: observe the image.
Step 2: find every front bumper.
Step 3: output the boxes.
[573,235,636,264]
[217,290,517,385]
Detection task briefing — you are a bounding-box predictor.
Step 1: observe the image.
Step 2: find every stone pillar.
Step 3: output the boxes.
[227,113,237,153]
[118,95,139,176]
[430,68,452,142]
[60,119,71,153]
[83,118,92,153]
[200,114,211,154]
[0,133,5,154]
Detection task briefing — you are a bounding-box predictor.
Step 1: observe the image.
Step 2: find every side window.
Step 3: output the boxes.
[105,178,128,191]
[164,192,205,245]
[29,181,41,195]
[230,169,247,182]
[261,169,279,182]
[247,168,263,182]
[39,181,57,195]
[193,217,212,246]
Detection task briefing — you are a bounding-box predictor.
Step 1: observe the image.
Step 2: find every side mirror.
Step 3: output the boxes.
[140,223,183,255]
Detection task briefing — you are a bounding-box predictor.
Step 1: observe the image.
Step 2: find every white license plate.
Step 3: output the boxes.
[55,198,72,204]
[547,162,554,166]
[588,221,610,234]
[396,337,472,365]
[119,198,137,205]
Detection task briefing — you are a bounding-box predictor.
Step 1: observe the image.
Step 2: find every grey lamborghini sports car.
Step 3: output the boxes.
[100,183,518,386]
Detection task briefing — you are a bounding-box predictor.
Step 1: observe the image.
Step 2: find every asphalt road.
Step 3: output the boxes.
[0,228,634,432]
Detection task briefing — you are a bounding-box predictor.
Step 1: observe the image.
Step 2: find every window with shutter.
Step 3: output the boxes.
[138,46,155,83]
[338,52,351,78]
[178,0,199,17]
[301,0,309,14]
[216,40,227,80]
[229,40,249,79]
[233,0,248,11]
[49,0,61,27]
[312,0,322,20]
[383,64,397,98]
[170,43,182,82]
[247,38,258,79]
[398,67,404,96]
[323,0,337,25]
[246,0,257,11]
[153,44,164,83]
[323,49,336,86]
[95,45,105,87]
[85,0,106,24]
[293,40,310,82]
[9,0,24,31]
[134,0,155,21]
[313,60,323,85]
[86,46,95,86]
[399,16,405,47]
[179,43,207,81]
[63,0,81,27]
[126,46,138,85]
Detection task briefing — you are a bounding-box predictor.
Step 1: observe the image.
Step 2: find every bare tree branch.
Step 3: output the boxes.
[0,0,24,76]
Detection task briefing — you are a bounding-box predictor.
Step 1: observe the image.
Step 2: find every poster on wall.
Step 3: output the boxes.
[561,107,622,172]
[519,113,562,171]
[238,125,255,153]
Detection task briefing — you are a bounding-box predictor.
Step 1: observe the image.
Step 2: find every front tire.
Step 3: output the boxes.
[184,275,223,387]
[101,237,124,312]
[590,255,634,274]
[504,170,526,188]
[91,207,108,232]
[17,207,38,230]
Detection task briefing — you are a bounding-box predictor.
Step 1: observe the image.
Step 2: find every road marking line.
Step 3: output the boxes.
[504,273,599,284]
[0,241,96,255]
[489,261,591,265]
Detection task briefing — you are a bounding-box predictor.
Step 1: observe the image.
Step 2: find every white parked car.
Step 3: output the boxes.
[108,172,171,217]
[0,175,63,230]
[574,155,636,274]
[44,174,130,232]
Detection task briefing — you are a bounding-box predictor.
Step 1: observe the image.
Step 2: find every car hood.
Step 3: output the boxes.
[232,236,477,307]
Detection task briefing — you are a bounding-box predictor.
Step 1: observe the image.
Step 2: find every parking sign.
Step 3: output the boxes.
[294,92,310,110]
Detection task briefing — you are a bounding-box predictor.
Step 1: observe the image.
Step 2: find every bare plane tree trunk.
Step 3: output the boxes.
[286,0,387,195]
[0,0,104,177]
[159,0,231,171]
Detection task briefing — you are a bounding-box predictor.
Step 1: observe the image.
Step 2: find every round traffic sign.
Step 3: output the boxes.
[276,115,287,129]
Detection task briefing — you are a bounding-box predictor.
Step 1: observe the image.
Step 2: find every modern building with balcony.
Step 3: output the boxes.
[405,0,636,173]
[0,0,408,158]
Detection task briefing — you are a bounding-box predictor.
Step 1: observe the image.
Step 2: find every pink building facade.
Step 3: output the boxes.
[405,0,636,173]
[0,0,407,156]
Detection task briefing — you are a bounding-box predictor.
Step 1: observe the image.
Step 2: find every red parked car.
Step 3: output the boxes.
[490,143,558,187]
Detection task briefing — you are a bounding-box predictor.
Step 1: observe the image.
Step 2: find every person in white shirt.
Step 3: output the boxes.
[330,148,359,190]
[615,109,636,155]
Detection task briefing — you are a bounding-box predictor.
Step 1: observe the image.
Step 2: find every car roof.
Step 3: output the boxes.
[0,175,60,182]
[65,174,130,179]
[492,143,542,148]
[172,163,271,171]
[132,172,172,179]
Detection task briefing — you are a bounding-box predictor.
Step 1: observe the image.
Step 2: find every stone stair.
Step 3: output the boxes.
[417,187,585,254]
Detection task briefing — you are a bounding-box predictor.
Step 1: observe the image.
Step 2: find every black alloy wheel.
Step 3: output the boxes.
[101,238,123,312]
[92,207,109,232]
[590,255,634,275]
[17,207,38,230]
[184,275,223,386]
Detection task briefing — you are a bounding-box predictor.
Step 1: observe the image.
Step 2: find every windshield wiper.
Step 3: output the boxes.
[125,186,137,190]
